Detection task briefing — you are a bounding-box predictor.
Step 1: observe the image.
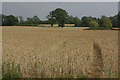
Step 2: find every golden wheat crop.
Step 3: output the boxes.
[2,26,118,78]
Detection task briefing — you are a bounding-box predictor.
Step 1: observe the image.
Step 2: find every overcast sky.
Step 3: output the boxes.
[2,2,118,20]
[1,0,119,2]
[0,2,1,14]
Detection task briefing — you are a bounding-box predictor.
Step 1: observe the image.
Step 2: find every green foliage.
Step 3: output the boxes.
[32,16,41,26]
[67,16,81,27]
[26,17,33,25]
[67,16,74,24]
[0,9,118,28]
[99,16,112,29]
[2,14,18,26]
[81,16,98,27]
[118,12,120,28]
[46,13,56,26]
[80,75,87,78]
[109,15,118,27]
[2,62,22,79]
[0,14,2,26]
[88,21,99,28]
[18,16,24,26]
[47,8,69,27]
[73,17,81,27]
[18,16,23,23]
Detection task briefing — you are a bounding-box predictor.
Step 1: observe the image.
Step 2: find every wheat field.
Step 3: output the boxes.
[2,26,118,78]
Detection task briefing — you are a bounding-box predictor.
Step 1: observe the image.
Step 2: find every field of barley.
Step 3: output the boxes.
[2,26,118,78]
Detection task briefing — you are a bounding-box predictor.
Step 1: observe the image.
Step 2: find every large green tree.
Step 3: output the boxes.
[46,14,56,26]
[47,8,69,27]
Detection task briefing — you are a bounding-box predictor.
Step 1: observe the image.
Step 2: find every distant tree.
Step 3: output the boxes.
[18,16,23,22]
[73,17,81,27]
[81,16,97,27]
[0,14,2,26]
[67,16,74,24]
[2,15,18,26]
[9,15,18,26]
[46,14,56,26]
[26,17,33,26]
[88,21,99,28]
[18,16,24,25]
[99,16,112,29]
[109,15,118,27]
[2,14,6,26]
[47,8,69,27]
[67,16,81,27]
[118,12,120,28]
[32,16,40,26]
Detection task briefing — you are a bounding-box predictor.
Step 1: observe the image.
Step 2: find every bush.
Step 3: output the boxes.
[100,16,112,29]
[88,21,99,28]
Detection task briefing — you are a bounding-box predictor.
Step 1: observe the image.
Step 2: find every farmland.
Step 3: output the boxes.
[2,26,118,78]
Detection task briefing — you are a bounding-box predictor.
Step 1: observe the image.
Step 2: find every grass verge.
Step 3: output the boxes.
[2,62,22,79]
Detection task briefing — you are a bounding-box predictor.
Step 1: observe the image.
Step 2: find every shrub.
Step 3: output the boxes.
[100,16,112,29]
[88,21,99,28]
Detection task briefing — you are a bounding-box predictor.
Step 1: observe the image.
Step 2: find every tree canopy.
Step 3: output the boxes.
[47,8,69,27]
[2,14,18,26]
[1,8,119,30]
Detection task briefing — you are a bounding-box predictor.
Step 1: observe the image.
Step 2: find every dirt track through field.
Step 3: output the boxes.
[88,41,103,78]
[49,39,104,78]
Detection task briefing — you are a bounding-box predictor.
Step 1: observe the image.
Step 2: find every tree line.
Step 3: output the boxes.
[0,8,120,30]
